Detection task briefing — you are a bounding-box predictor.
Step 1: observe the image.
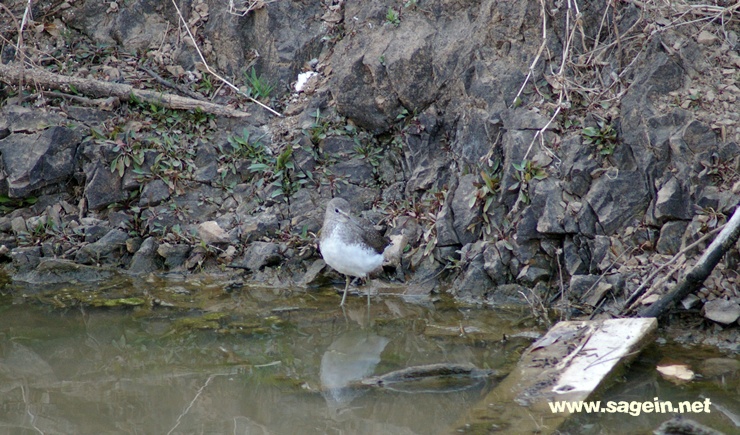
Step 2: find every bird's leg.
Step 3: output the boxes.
[340,275,350,306]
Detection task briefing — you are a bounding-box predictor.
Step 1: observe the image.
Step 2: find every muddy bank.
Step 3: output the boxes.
[0,1,738,351]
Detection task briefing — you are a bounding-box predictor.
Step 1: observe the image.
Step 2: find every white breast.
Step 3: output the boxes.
[320,232,384,278]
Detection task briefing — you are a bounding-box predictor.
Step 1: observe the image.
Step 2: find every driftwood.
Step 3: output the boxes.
[0,62,251,118]
[639,204,740,319]
[359,363,501,388]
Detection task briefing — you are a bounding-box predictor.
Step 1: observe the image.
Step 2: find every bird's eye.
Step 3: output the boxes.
[335,208,339,213]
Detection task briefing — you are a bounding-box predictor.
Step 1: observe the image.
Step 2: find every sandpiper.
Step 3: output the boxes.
[319,197,390,305]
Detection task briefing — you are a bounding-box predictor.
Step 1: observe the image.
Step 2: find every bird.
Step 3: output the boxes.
[319,197,390,305]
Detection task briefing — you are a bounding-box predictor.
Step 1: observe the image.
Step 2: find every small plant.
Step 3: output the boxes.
[385,7,400,26]
[110,137,145,177]
[510,159,547,205]
[582,119,617,156]
[244,67,275,100]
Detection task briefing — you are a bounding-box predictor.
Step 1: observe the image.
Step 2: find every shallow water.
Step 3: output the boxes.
[0,280,737,435]
[0,281,531,435]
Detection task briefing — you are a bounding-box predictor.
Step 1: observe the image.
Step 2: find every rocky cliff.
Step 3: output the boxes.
[0,0,739,341]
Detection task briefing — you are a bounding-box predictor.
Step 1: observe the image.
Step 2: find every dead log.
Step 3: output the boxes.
[0,62,250,118]
[639,204,740,318]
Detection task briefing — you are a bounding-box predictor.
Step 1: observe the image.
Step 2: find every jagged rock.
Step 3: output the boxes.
[563,235,589,276]
[589,235,612,273]
[139,179,170,207]
[0,126,79,198]
[10,216,27,235]
[483,240,513,286]
[128,237,161,274]
[321,136,357,155]
[75,229,129,265]
[197,221,231,245]
[654,416,724,435]
[238,211,280,243]
[390,215,422,247]
[451,174,481,245]
[569,273,624,301]
[383,234,407,269]
[402,108,448,194]
[452,260,492,301]
[516,263,551,286]
[583,170,650,235]
[157,243,191,269]
[298,259,328,287]
[701,299,740,325]
[84,161,128,211]
[657,220,689,255]
[451,108,502,165]
[485,283,532,305]
[536,179,566,235]
[13,258,114,284]
[331,157,375,185]
[435,197,459,247]
[655,176,691,221]
[193,144,219,183]
[569,274,600,300]
[9,246,41,273]
[83,225,111,243]
[239,241,282,271]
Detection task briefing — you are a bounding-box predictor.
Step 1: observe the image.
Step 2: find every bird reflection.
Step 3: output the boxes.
[319,330,390,410]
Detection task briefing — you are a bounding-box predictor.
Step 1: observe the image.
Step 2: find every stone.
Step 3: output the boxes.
[583,170,650,235]
[197,221,231,245]
[128,237,161,274]
[9,246,41,273]
[655,176,691,221]
[697,30,719,46]
[452,261,492,302]
[701,299,740,325]
[563,236,589,276]
[321,136,357,155]
[483,241,513,286]
[435,199,459,247]
[75,229,129,265]
[331,158,375,185]
[451,174,482,245]
[193,144,219,182]
[240,241,282,272]
[13,258,114,284]
[84,161,128,211]
[0,126,79,198]
[157,243,191,269]
[139,179,170,207]
[238,211,280,243]
[657,220,689,255]
[10,216,27,235]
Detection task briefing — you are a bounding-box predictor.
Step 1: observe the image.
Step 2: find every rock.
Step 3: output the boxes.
[9,246,41,273]
[657,220,689,255]
[654,416,723,435]
[699,358,740,378]
[331,157,375,185]
[583,170,650,235]
[193,144,219,182]
[516,264,551,286]
[535,179,566,235]
[239,241,282,271]
[83,225,111,243]
[83,161,128,211]
[10,216,27,235]
[483,241,513,285]
[485,283,533,306]
[696,30,719,46]
[435,197,459,247]
[197,221,231,245]
[563,235,589,276]
[655,176,691,221]
[451,174,482,245]
[128,237,161,274]
[14,258,114,284]
[156,243,191,269]
[321,136,357,155]
[139,179,170,207]
[569,274,600,300]
[75,229,129,265]
[701,299,740,325]
[383,234,407,269]
[0,126,79,198]
[238,211,280,243]
[452,261,492,302]
[298,259,327,287]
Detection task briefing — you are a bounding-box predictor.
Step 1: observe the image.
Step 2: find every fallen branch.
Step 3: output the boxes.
[638,204,740,319]
[0,62,251,117]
